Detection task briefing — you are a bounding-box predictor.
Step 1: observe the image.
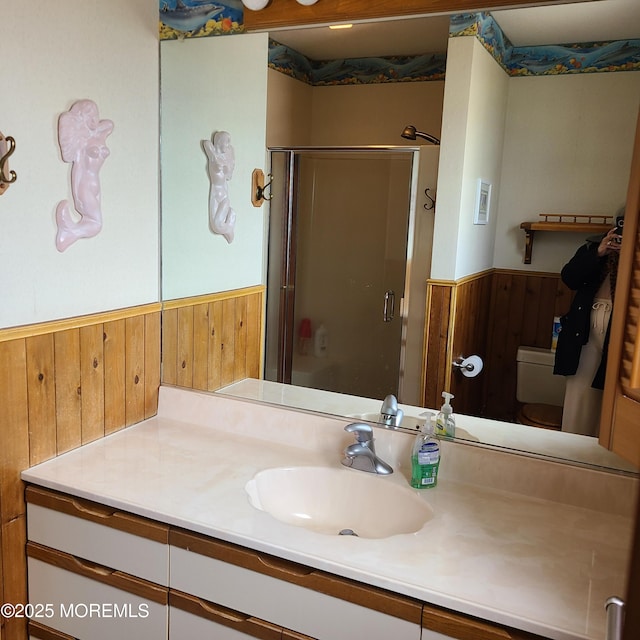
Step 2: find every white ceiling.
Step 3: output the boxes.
[269,0,640,60]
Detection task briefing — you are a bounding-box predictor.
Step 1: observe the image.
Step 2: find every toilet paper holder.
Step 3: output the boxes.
[452,355,484,378]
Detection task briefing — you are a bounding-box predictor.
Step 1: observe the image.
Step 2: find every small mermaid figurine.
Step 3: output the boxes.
[203,131,236,244]
[56,100,114,252]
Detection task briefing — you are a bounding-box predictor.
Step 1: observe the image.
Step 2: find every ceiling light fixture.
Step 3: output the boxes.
[401,125,440,146]
[241,0,270,10]
[242,0,318,8]
[329,23,353,30]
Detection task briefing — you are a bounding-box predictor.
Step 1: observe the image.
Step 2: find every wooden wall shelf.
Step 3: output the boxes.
[519,214,613,264]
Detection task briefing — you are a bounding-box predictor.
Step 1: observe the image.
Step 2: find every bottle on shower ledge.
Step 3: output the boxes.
[298,318,312,356]
[314,323,328,357]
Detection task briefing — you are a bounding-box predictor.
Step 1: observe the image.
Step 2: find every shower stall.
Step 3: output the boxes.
[265,147,436,404]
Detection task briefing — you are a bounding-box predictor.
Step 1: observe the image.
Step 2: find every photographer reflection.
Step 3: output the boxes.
[554,209,625,436]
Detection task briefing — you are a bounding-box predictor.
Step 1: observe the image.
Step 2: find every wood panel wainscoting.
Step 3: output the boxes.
[161,286,265,392]
[423,270,572,421]
[423,271,493,415]
[0,304,161,640]
[484,270,572,422]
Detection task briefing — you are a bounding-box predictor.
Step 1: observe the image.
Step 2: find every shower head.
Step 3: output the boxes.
[401,125,440,145]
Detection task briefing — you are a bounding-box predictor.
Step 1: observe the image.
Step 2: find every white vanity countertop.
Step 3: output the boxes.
[22,386,634,640]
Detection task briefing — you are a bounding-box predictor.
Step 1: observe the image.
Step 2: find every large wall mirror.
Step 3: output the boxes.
[160,0,640,474]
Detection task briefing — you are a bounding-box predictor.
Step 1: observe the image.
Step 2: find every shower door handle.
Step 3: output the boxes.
[605,597,624,640]
[383,290,395,322]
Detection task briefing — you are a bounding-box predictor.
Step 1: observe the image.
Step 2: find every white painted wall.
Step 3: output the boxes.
[4,6,635,330]
[266,69,313,147]
[161,33,269,301]
[434,37,639,280]
[432,37,509,281]
[310,81,445,146]
[402,146,440,405]
[265,70,444,148]
[1,0,159,329]
[495,71,640,272]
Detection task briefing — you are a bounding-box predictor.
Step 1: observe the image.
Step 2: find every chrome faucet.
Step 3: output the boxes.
[341,423,393,475]
[380,394,404,428]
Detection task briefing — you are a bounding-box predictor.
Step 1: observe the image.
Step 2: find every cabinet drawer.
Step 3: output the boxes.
[29,620,77,640]
[421,604,546,640]
[170,530,421,640]
[170,590,283,639]
[27,543,167,640]
[26,486,169,586]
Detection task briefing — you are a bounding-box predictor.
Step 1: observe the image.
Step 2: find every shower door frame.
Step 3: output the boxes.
[266,145,422,400]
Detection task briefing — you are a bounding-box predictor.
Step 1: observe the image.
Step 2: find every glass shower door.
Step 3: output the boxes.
[265,149,414,401]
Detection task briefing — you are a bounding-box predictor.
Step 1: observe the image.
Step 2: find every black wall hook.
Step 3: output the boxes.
[0,134,17,195]
[257,174,273,202]
[251,169,273,207]
[424,187,435,211]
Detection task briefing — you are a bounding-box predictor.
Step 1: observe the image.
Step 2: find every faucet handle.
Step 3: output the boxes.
[381,395,403,427]
[381,394,398,414]
[344,422,373,443]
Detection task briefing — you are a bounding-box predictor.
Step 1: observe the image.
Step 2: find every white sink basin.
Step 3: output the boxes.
[245,466,433,539]
[352,412,424,431]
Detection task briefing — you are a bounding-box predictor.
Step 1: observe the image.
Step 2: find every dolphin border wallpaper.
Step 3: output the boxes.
[158,3,640,84]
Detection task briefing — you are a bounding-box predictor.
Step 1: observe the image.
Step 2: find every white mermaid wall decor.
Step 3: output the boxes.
[203,130,236,244]
[55,100,114,252]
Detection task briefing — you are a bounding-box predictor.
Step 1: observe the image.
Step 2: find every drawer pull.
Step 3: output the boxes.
[198,599,250,623]
[72,556,115,577]
[257,554,315,577]
[27,486,169,543]
[29,542,168,605]
[71,499,116,519]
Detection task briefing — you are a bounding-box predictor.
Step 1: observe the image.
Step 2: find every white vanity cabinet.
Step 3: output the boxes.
[24,486,549,640]
[25,487,169,640]
[421,606,544,640]
[169,529,423,640]
[25,487,169,585]
[28,619,77,640]
[169,590,295,639]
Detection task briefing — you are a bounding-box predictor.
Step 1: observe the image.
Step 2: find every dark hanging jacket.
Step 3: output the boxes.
[553,239,611,389]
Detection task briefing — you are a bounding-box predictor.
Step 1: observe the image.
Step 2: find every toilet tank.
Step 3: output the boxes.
[516,346,566,406]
